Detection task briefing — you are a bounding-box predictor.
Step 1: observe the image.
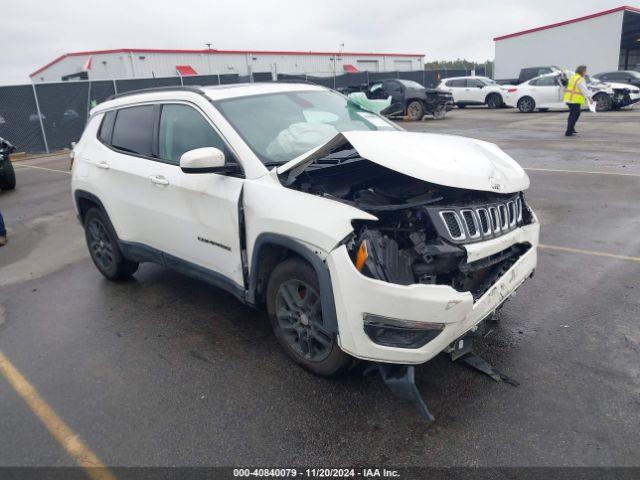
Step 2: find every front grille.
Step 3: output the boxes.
[507,201,516,226]
[461,210,479,238]
[498,204,508,230]
[477,208,490,235]
[430,194,526,244]
[489,207,500,231]
[440,211,464,240]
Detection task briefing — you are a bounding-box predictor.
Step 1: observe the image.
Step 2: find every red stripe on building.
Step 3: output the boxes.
[493,5,640,41]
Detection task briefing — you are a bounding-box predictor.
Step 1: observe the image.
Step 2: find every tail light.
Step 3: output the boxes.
[508,88,518,93]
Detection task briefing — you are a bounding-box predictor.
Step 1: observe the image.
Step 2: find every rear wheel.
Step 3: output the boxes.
[486,93,503,109]
[0,160,16,190]
[517,96,536,113]
[594,93,612,112]
[267,258,351,376]
[405,100,425,121]
[84,208,138,281]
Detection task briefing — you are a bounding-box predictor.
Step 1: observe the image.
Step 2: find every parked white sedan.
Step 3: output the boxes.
[437,76,508,109]
[503,73,566,112]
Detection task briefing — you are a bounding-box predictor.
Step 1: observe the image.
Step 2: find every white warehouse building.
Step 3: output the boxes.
[29,48,425,83]
[494,5,640,80]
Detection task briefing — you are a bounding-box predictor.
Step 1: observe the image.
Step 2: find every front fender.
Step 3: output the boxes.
[247,233,340,332]
[243,174,376,259]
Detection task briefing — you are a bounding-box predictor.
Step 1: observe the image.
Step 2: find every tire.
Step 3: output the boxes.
[433,105,447,120]
[594,93,612,112]
[405,100,425,121]
[266,257,352,377]
[456,104,466,109]
[0,160,16,190]
[486,93,503,109]
[517,96,536,113]
[83,208,138,281]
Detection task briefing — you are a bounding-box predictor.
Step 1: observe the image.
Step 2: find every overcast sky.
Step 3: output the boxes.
[1,0,632,85]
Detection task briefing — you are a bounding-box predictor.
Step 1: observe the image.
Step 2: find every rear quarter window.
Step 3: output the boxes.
[111,105,155,157]
[98,111,116,144]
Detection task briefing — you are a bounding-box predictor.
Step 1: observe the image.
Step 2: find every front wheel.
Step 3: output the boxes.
[594,93,612,112]
[267,258,352,376]
[0,160,16,190]
[84,208,138,281]
[405,100,425,121]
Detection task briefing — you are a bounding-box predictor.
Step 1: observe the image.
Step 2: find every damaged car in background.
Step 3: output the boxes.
[341,78,453,120]
[72,83,538,421]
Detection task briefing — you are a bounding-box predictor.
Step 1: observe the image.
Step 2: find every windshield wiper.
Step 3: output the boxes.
[315,148,361,164]
[263,161,287,167]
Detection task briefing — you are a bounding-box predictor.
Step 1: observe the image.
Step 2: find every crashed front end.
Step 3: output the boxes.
[279,131,539,365]
[419,88,454,117]
[611,86,640,108]
[329,189,538,365]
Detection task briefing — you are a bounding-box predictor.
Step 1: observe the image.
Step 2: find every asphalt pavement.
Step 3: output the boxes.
[0,106,638,469]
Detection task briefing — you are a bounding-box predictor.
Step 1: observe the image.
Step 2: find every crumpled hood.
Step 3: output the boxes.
[277,130,529,194]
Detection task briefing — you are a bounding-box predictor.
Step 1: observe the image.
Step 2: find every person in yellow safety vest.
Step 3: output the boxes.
[564,65,593,137]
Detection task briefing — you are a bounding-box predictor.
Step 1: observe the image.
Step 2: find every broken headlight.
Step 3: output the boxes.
[363,314,445,349]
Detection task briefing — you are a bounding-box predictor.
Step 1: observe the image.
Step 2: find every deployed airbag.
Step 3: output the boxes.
[347,92,391,114]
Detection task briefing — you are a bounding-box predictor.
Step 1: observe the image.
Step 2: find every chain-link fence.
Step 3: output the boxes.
[0,66,490,154]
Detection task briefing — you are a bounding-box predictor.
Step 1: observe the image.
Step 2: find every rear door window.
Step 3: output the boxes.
[383,80,402,92]
[447,79,466,87]
[111,105,155,157]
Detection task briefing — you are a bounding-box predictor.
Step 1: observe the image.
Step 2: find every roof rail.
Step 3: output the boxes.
[106,85,205,101]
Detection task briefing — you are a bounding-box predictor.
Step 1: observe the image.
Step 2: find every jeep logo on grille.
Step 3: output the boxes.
[489,177,503,192]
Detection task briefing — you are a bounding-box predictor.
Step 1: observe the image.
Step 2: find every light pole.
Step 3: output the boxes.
[205,43,213,75]
[333,42,344,88]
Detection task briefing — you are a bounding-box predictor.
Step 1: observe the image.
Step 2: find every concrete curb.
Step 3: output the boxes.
[9,150,69,163]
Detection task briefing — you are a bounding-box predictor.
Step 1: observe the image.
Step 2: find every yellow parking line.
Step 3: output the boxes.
[13,164,71,175]
[539,244,640,262]
[0,351,115,480]
[525,167,640,177]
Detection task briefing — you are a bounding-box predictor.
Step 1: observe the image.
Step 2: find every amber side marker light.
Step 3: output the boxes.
[355,240,369,272]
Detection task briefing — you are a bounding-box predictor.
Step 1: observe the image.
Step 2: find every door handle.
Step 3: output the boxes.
[149,175,169,186]
[96,161,110,170]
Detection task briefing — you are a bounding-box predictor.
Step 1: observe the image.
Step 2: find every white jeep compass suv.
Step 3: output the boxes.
[72,83,539,384]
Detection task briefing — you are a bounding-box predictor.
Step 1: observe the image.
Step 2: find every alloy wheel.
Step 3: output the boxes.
[275,279,332,362]
[87,218,114,271]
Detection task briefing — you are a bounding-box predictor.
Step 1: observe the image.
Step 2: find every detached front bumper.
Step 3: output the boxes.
[327,221,539,364]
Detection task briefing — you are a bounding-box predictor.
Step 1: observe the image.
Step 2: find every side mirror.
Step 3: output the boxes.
[180,147,226,174]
